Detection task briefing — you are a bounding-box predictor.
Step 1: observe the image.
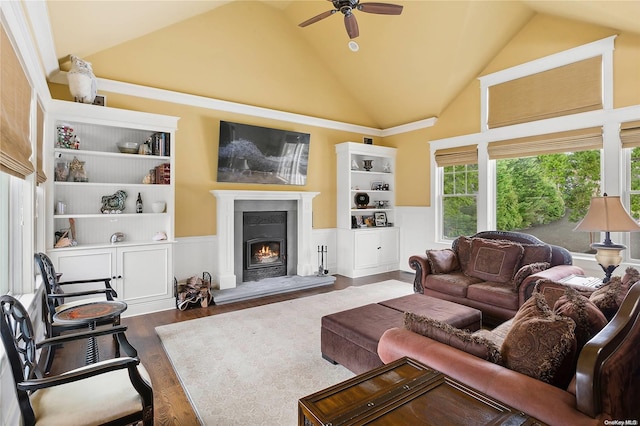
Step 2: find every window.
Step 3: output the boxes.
[629,147,640,259]
[0,171,24,296]
[441,164,478,238]
[624,122,640,259]
[495,150,600,254]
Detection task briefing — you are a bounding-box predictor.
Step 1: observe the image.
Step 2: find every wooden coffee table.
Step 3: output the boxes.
[299,357,544,425]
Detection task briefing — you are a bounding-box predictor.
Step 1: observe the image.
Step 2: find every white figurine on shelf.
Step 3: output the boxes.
[67,55,97,104]
[383,163,391,173]
[351,160,359,170]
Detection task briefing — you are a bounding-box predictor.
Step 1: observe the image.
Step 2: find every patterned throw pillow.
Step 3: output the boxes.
[426,249,459,274]
[465,238,524,283]
[554,287,608,350]
[512,262,550,290]
[622,266,640,286]
[520,244,553,267]
[455,236,473,272]
[589,276,631,320]
[501,293,577,388]
[404,312,503,364]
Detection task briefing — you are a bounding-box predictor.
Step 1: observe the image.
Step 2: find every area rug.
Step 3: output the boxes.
[156,280,413,425]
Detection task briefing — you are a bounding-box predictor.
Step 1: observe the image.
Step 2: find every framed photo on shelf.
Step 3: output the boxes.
[370,180,384,190]
[374,212,387,227]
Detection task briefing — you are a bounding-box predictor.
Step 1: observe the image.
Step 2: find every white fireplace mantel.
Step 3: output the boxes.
[211,190,319,289]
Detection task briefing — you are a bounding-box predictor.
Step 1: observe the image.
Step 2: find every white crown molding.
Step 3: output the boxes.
[381,117,438,137]
[49,71,436,137]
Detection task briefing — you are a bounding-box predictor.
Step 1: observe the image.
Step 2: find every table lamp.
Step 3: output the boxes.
[574,194,640,283]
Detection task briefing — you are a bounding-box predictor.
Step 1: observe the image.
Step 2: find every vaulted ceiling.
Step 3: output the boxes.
[41,1,640,129]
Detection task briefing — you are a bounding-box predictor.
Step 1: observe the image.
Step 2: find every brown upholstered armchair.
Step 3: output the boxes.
[0,295,153,426]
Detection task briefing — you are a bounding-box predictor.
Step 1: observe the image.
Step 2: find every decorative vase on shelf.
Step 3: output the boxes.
[363,159,373,171]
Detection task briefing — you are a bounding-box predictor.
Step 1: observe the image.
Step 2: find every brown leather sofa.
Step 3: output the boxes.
[378,280,640,426]
[409,230,584,323]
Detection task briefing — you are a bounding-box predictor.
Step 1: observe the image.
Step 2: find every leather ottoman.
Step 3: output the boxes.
[321,294,482,374]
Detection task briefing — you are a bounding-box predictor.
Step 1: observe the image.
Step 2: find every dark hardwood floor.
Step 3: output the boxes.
[49,271,414,425]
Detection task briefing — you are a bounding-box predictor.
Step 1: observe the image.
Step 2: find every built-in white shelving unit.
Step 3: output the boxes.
[335,142,399,278]
[45,100,179,316]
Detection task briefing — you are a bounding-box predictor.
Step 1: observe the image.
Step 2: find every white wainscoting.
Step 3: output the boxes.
[174,236,217,282]
[396,206,439,273]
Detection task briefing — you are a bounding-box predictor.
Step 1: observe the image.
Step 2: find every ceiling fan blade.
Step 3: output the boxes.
[357,2,403,15]
[299,9,336,27]
[344,13,359,39]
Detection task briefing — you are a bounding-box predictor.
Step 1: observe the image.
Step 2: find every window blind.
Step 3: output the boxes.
[488,56,602,129]
[621,121,640,149]
[434,145,478,167]
[488,127,602,160]
[1,24,34,179]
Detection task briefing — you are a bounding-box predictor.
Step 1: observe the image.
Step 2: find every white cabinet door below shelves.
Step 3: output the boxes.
[354,232,381,269]
[378,228,400,265]
[118,244,171,304]
[55,248,114,283]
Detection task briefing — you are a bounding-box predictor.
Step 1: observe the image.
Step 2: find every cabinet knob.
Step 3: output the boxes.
[112,275,122,279]
[377,246,382,250]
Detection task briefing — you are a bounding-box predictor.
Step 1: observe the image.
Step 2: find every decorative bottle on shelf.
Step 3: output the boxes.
[136,193,143,213]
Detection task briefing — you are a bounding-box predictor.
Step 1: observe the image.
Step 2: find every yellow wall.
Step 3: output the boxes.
[49,13,640,235]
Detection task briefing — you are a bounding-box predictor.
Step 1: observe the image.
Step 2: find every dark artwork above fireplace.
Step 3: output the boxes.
[217,121,310,185]
[243,211,287,282]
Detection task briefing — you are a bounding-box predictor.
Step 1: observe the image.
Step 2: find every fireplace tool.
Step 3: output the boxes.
[317,245,328,276]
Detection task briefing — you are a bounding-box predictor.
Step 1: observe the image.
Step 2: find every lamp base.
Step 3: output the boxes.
[598,263,618,284]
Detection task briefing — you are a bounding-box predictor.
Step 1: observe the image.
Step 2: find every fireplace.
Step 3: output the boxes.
[243,211,287,281]
[211,190,319,289]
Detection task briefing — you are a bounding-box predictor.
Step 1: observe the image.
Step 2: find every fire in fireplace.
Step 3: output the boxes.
[248,239,283,266]
[243,211,287,282]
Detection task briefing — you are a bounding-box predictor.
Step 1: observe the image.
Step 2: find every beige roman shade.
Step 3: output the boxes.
[488,127,602,160]
[434,145,478,167]
[620,121,640,149]
[1,24,34,179]
[488,56,602,129]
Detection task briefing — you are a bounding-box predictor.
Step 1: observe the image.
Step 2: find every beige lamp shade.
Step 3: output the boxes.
[573,195,640,233]
[573,194,640,283]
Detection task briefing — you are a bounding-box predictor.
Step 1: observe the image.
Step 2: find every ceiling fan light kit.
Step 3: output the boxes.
[299,0,403,39]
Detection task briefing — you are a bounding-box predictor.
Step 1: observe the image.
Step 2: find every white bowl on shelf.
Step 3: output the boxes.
[116,142,139,154]
[151,201,166,213]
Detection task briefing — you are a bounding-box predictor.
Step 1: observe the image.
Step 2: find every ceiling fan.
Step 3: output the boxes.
[299,0,403,39]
